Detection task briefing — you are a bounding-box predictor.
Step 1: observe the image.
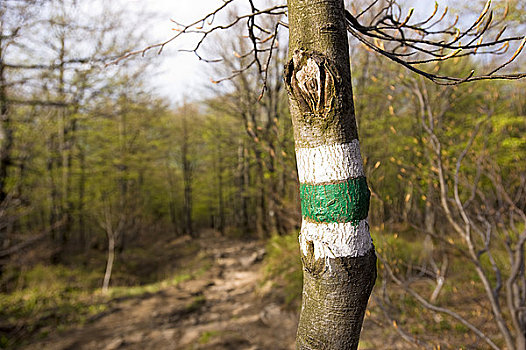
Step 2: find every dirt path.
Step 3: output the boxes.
[24,232,297,350]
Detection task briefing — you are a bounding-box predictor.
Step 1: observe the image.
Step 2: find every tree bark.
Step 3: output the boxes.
[215,117,225,234]
[181,110,193,236]
[57,31,70,245]
[0,36,12,254]
[77,146,87,248]
[236,141,250,233]
[0,45,12,206]
[102,229,115,293]
[285,1,376,348]
[165,158,178,235]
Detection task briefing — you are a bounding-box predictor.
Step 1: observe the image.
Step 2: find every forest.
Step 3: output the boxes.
[0,0,525,349]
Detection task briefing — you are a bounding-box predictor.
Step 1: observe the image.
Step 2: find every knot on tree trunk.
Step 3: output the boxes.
[285,50,339,118]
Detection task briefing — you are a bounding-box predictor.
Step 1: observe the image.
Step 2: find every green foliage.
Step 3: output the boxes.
[261,233,303,308]
[105,272,193,300]
[0,259,208,347]
[186,295,206,312]
[198,330,221,344]
[0,264,105,348]
[374,229,426,266]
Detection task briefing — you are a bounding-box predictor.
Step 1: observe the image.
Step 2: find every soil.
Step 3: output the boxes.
[22,231,298,350]
[18,228,419,350]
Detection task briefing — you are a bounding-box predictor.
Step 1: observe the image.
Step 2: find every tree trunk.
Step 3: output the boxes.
[0,42,12,205]
[77,146,86,249]
[117,107,128,251]
[48,136,61,241]
[57,34,70,245]
[236,141,250,233]
[216,141,225,235]
[165,158,178,235]
[0,36,12,252]
[181,111,193,236]
[285,1,376,348]
[102,229,115,293]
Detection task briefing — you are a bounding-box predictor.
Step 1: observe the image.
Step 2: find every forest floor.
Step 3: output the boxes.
[8,229,420,350]
[20,230,298,350]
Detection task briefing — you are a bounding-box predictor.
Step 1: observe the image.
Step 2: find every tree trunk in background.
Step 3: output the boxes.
[77,146,87,248]
[254,149,268,237]
[286,1,376,348]
[102,228,115,293]
[247,109,269,237]
[165,158,178,235]
[0,43,12,206]
[0,36,12,252]
[57,32,69,245]
[424,180,435,235]
[117,107,128,251]
[181,111,193,236]
[263,72,283,235]
[48,135,60,242]
[236,141,250,234]
[216,135,225,235]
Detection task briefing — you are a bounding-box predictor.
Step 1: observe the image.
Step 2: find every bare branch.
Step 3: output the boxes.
[379,254,500,350]
[345,1,526,85]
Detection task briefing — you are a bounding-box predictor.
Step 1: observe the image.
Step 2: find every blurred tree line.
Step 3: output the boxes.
[0,0,301,281]
[0,0,524,275]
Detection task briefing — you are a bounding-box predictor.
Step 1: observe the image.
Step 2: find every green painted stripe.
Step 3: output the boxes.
[300,177,370,223]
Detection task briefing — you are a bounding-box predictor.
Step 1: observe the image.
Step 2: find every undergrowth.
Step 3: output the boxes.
[0,239,209,349]
[261,233,303,309]
[259,227,507,348]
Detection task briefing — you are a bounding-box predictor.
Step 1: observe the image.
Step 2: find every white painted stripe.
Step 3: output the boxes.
[299,219,373,260]
[295,140,364,184]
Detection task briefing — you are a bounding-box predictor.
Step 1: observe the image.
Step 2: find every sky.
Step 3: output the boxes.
[133,0,457,105]
[130,0,516,105]
[126,0,226,105]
